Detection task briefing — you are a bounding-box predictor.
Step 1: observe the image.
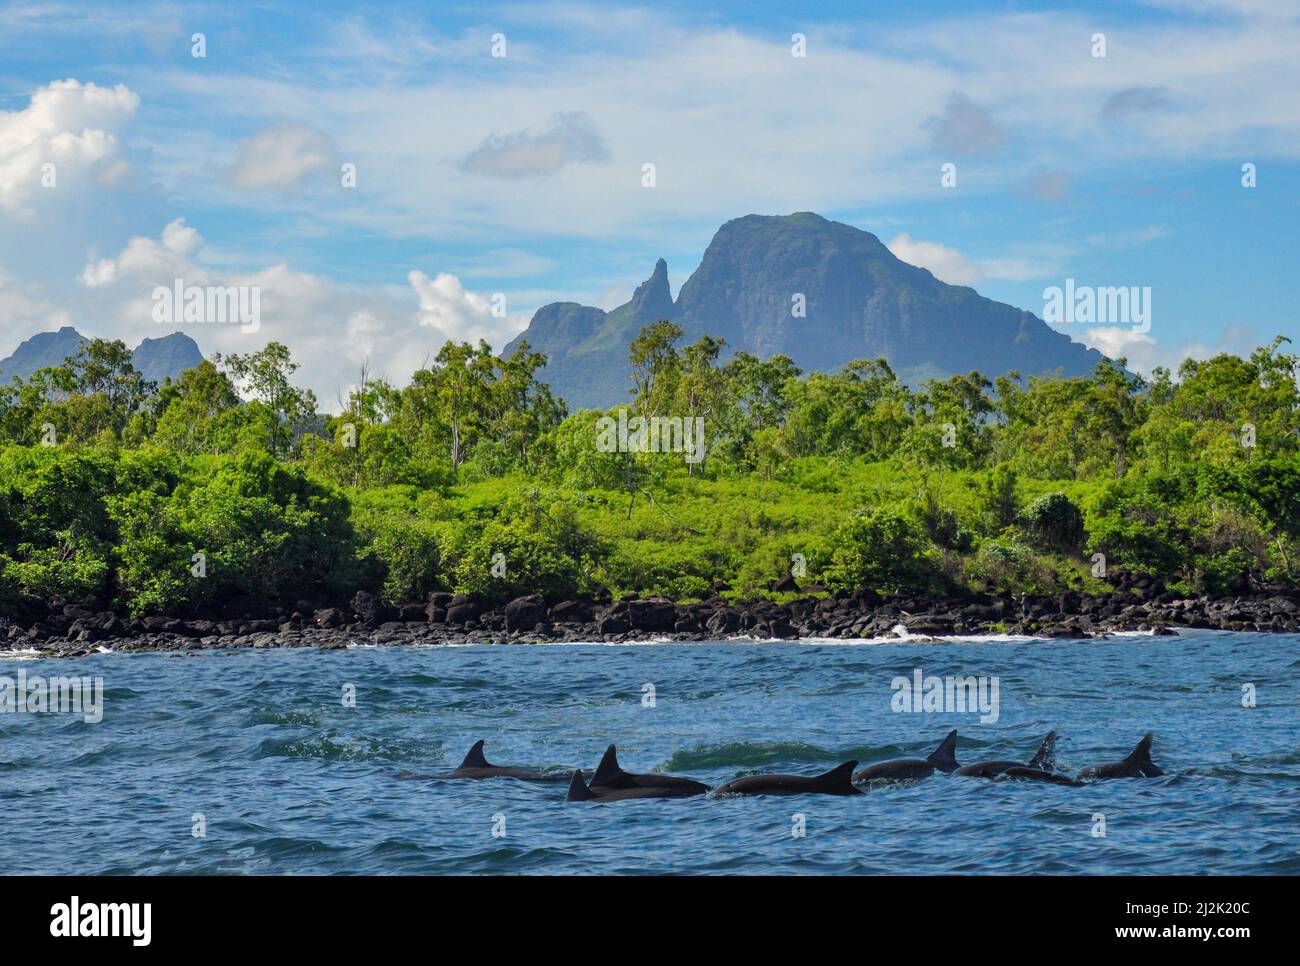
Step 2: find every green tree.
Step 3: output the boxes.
[152,360,242,455]
[216,342,317,457]
[628,320,683,418]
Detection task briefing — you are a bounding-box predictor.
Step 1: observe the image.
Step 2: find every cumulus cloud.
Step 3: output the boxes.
[79,217,203,287]
[78,258,116,287]
[459,111,610,178]
[1073,324,1264,375]
[72,220,529,405]
[887,233,1049,285]
[95,157,133,187]
[409,270,527,346]
[224,122,338,191]
[0,78,139,211]
[922,92,1006,157]
[1073,327,1215,375]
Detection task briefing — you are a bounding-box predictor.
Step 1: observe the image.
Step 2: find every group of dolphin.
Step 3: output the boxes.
[442,730,1164,800]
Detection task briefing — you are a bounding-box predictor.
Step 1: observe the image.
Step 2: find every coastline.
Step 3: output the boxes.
[5,584,1297,658]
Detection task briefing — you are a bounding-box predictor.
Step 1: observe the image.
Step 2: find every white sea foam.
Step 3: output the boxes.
[0,647,43,660]
[404,632,1063,648]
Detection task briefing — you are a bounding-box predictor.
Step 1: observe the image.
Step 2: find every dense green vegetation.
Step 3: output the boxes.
[1,326,1297,617]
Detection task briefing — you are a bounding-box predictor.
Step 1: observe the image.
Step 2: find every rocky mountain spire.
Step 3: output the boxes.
[625,258,675,320]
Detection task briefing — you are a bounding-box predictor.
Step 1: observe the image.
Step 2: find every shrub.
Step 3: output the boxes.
[107,490,197,615]
[825,507,935,593]
[1085,478,1190,579]
[449,518,583,601]
[171,452,356,609]
[968,536,1057,594]
[1020,492,1084,553]
[0,448,116,602]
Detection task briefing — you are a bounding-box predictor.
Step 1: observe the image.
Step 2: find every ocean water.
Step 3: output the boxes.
[2,629,1297,875]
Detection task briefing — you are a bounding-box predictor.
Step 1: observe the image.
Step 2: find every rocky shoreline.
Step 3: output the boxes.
[3,573,1299,658]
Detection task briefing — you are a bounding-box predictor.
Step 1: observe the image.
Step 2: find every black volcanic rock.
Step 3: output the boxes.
[504,594,546,631]
[507,212,1105,410]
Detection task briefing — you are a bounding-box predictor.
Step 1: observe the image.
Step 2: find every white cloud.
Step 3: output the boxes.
[0,78,138,212]
[79,217,203,287]
[224,122,338,191]
[886,233,1051,285]
[3,6,1298,392]
[459,111,610,179]
[79,258,116,287]
[409,270,527,346]
[120,6,1300,244]
[71,220,529,406]
[95,157,132,187]
[1074,324,1263,375]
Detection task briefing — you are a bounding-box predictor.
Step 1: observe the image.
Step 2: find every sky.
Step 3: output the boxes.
[1,0,1297,405]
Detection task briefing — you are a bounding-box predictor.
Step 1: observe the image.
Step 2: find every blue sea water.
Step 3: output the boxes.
[2,629,1297,875]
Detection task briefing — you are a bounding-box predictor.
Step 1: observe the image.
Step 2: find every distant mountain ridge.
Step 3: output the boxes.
[505,212,1107,410]
[132,332,205,385]
[0,326,203,386]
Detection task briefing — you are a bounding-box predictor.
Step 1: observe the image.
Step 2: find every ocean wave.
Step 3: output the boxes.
[661,741,838,771]
[255,732,437,763]
[245,708,323,727]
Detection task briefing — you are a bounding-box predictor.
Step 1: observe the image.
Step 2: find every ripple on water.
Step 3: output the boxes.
[254,732,440,763]
[2,630,1297,874]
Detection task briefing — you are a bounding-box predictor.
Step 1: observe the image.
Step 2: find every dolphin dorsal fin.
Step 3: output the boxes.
[1126,731,1163,777]
[566,770,595,802]
[459,740,491,769]
[926,730,960,772]
[591,745,623,786]
[1126,732,1154,765]
[1029,731,1058,772]
[814,761,859,792]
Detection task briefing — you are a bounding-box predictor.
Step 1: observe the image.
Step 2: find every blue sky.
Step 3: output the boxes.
[1,0,1297,401]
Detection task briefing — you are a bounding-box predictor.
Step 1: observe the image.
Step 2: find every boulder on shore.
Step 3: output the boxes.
[504,594,547,631]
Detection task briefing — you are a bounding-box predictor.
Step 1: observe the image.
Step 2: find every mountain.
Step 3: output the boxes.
[0,326,204,386]
[132,332,205,385]
[505,212,1106,410]
[0,326,86,384]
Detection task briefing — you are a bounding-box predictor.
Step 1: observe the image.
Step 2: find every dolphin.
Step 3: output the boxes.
[566,770,706,802]
[853,730,959,783]
[994,765,1084,787]
[1079,732,1164,779]
[441,740,564,781]
[955,731,1058,779]
[712,761,862,797]
[588,744,711,794]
